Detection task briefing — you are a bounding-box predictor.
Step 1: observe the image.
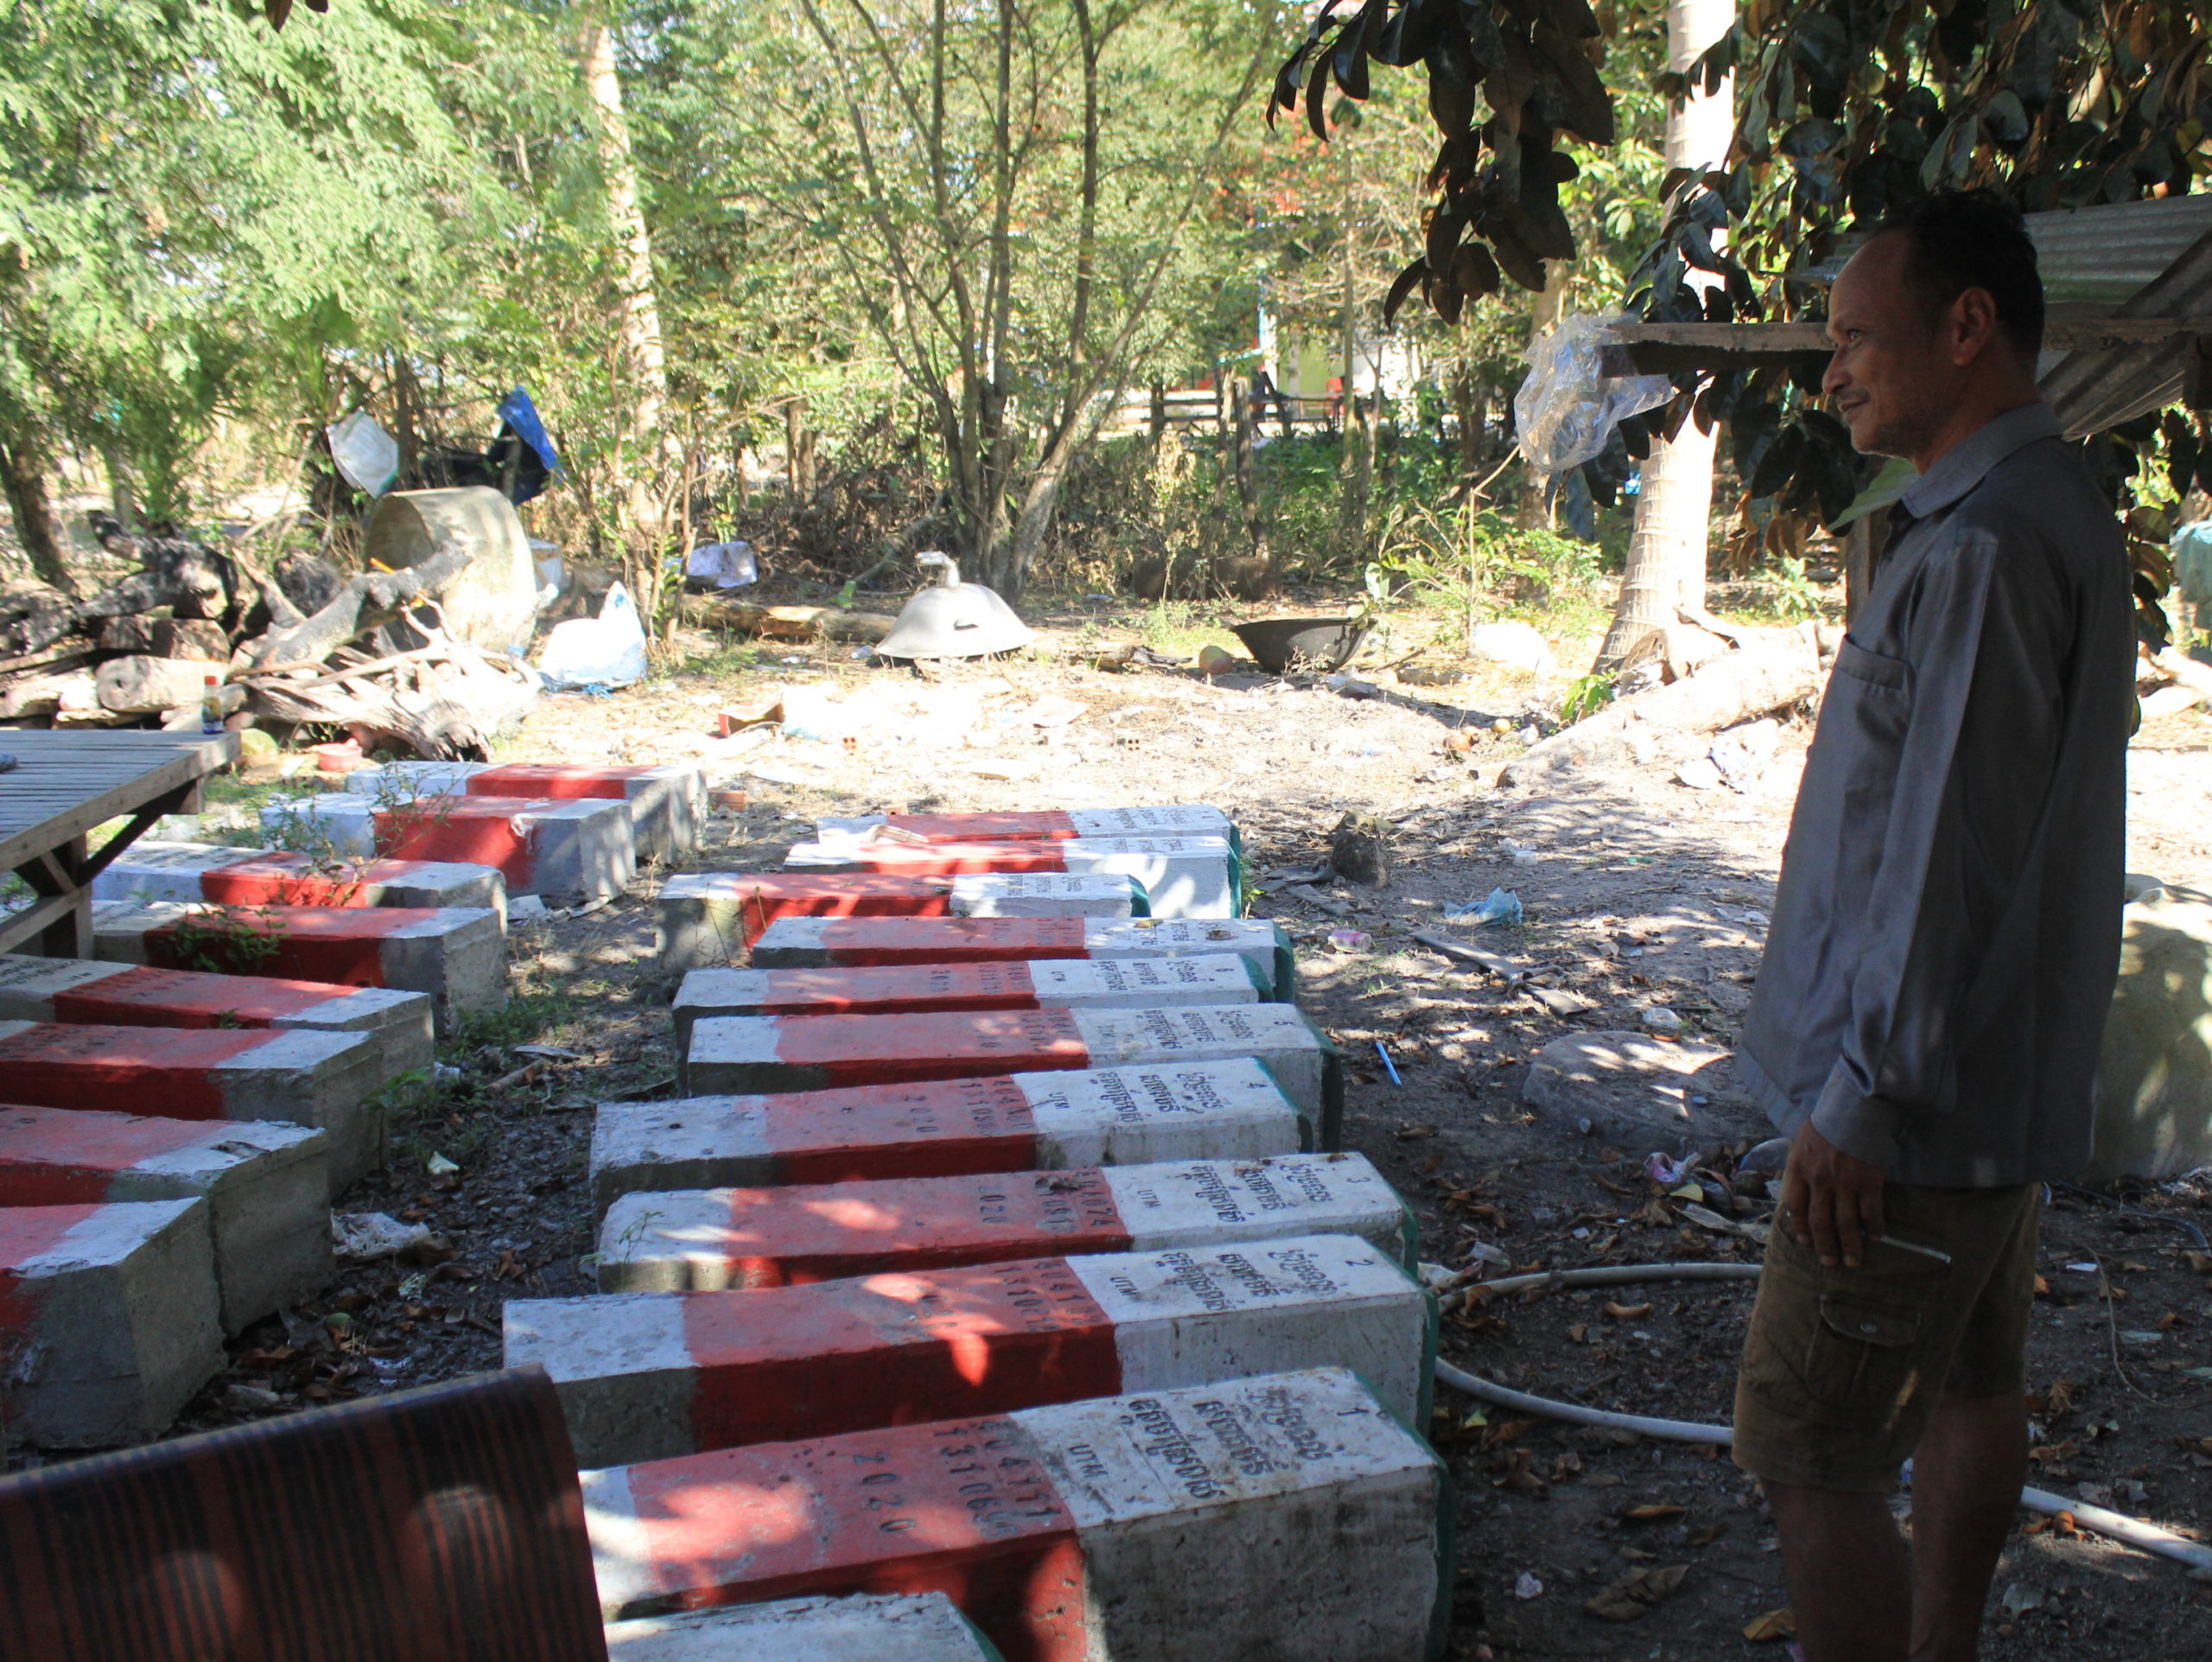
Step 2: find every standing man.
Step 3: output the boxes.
[1732,189,2136,1662]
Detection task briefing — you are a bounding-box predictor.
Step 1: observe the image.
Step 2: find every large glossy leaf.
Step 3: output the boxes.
[1332,3,1375,100]
[1425,23,1480,137]
[1384,256,1431,325]
[1305,50,1333,140]
[1749,420,1806,499]
[1451,239,1502,300]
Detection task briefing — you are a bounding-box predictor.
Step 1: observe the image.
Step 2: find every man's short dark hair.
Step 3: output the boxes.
[1872,189,2045,359]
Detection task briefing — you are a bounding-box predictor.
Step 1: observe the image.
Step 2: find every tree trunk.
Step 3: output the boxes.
[1597,0,1734,667]
[580,14,673,552]
[1234,371,1260,532]
[0,435,76,595]
[1516,262,1570,528]
[99,439,140,532]
[1452,366,1481,488]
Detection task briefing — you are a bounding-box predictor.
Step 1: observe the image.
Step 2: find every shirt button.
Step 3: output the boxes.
[1859,1321,1879,1334]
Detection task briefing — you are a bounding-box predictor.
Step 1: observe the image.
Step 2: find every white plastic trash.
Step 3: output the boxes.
[327,411,400,496]
[537,580,651,690]
[686,540,759,589]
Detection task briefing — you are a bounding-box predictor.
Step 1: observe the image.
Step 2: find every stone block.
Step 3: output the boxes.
[97,655,221,715]
[0,1105,329,1330]
[656,871,1146,972]
[594,1150,1412,1292]
[0,1200,225,1446]
[747,914,1294,999]
[92,901,508,1035]
[0,955,434,1079]
[683,1003,1342,1147]
[582,1367,1450,1662]
[0,1019,386,1192]
[512,1233,1429,1465]
[588,1056,1311,1219]
[604,1595,995,1662]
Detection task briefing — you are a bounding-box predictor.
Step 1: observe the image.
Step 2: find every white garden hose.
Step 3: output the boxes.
[1429,1259,2212,1573]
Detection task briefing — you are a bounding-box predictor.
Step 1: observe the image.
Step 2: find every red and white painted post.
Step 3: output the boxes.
[657,871,1146,971]
[582,1367,1450,1662]
[785,836,1239,919]
[0,1105,329,1330]
[669,955,1264,1048]
[587,1057,1312,1219]
[509,1232,1431,1465]
[263,793,634,903]
[681,1003,1342,1147]
[747,914,1294,999]
[0,955,435,1078]
[0,1200,225,1447]
[0,1020,387,1191]
[92,901,508,1034]
[593,1150,1414,1292]
[93,840,506,917]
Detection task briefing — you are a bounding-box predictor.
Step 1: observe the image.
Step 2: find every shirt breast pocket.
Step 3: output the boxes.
[1832,637,1911,695]
[1796,637,1915,889]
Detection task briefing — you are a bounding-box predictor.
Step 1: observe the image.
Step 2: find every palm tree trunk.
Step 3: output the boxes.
[580,13,672,558]
[1597,0,1733,666]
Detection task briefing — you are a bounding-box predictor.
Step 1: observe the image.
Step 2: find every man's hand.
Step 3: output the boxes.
[1783,1124,1887,1269]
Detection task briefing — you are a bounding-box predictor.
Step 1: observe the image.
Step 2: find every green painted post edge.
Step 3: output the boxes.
[1312,1022,1344,1150]
[1267,922,1297,1003]
[1394,1194,1421,1275]
[1236,954,1270,1001]
[959,1608,1009,1662]
[1127,877,1152,917]
[1252,1056,1317,1152]
[1224,846,1244,915]
[1363,1343,1459,1662]
[1417,1284,1440,1430]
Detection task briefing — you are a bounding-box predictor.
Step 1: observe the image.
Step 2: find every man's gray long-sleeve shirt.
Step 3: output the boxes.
[1738,403,2135,1188]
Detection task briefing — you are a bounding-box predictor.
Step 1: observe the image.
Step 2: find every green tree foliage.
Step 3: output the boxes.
[1269,0,1622,323]
[623,0,1287,596]
[0,0,541,524]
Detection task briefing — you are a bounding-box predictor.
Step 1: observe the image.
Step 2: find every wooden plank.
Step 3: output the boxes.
[1605,315,2212,354]
[0,891,80,956]
[0,732,235,873]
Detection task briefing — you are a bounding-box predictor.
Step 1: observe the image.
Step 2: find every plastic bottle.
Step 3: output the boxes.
[200,675,225,735]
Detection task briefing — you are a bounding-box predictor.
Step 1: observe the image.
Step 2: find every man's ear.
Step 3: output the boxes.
[1949,285,2004,366]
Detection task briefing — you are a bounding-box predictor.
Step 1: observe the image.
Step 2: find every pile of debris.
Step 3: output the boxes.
[0,503,537,757]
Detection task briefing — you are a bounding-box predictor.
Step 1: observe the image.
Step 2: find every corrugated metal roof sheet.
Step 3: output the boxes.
[1801,195,2212,435]
[2041,218,2212,436]
[1805,194,2212,303]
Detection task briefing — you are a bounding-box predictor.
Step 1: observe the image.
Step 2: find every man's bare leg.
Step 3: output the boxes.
[1906,1391,2027,1662]
[1765,1483,1911,1662]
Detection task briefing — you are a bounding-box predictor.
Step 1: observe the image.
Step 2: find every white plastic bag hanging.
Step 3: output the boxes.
[536,580,650,689]
[326,411,400,496]
[1513,315,1675,475]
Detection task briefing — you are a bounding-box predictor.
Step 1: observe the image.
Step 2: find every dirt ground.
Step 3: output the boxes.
[109,606,2212,1659]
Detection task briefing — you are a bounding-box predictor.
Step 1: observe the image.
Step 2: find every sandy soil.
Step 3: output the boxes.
[89,614,2212,1659]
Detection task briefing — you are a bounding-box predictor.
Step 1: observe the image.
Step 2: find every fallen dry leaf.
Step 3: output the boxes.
[2028,1441,2077,1465]
[1604,1300,1654,1320]
[1395,1123,1440,1141]
[1485,1418,1537,1446]
[1584,1563,1688,1621]
[1624,1502,1687,1522]
[1743,1607,1796,1642]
